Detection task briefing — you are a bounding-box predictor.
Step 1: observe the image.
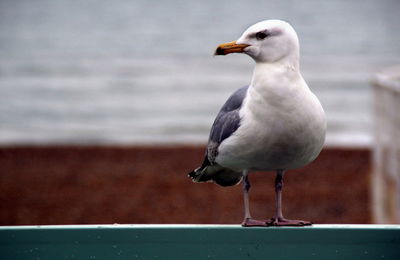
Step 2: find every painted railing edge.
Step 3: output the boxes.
[1,224,400,260]
[1,224,400,230]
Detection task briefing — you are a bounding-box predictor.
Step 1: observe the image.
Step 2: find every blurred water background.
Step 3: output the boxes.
[0,0,399,146]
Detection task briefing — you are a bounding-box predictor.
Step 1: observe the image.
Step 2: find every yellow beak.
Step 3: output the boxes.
[214,41,250,55]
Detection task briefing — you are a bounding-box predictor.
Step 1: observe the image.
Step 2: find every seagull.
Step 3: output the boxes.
[188,20,326,227]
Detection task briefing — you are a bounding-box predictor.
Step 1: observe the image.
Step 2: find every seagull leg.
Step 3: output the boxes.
[241,171,268,227]
[267,170,312,226]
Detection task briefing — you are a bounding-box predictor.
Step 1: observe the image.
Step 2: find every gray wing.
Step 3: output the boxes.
[207,85,249,164]
[188,86,248,187]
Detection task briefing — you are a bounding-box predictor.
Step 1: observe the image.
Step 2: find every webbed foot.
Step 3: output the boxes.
[241,218,269,227]
[267,217,312,226]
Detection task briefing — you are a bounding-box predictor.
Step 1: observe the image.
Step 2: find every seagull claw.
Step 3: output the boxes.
[267,217,312,226]
[241,218,269,227]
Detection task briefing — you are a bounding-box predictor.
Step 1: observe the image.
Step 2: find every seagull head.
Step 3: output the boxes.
[215,20,299,64]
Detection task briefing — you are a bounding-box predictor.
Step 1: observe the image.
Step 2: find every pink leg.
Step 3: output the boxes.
[241,171,268,227]
[267,170,312,227]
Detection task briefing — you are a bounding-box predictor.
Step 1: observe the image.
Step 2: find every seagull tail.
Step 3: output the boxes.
[188,158,243,187]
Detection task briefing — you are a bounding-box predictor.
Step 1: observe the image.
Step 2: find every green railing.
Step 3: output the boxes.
[1,225,400,259]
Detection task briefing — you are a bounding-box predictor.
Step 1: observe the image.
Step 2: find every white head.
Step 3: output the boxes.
[215,20,300,65]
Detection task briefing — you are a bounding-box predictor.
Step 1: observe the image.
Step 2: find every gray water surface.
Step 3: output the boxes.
[0,0,399,146]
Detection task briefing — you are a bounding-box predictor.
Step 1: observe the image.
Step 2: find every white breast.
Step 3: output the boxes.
[216,68,326,172]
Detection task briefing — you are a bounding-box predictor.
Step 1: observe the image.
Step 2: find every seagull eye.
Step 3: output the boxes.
[255,32,268,40]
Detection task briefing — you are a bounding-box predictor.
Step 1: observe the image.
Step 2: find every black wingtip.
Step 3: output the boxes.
[188,170,196,179]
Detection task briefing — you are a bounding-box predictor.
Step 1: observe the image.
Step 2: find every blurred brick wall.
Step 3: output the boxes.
[0,146,371,225]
